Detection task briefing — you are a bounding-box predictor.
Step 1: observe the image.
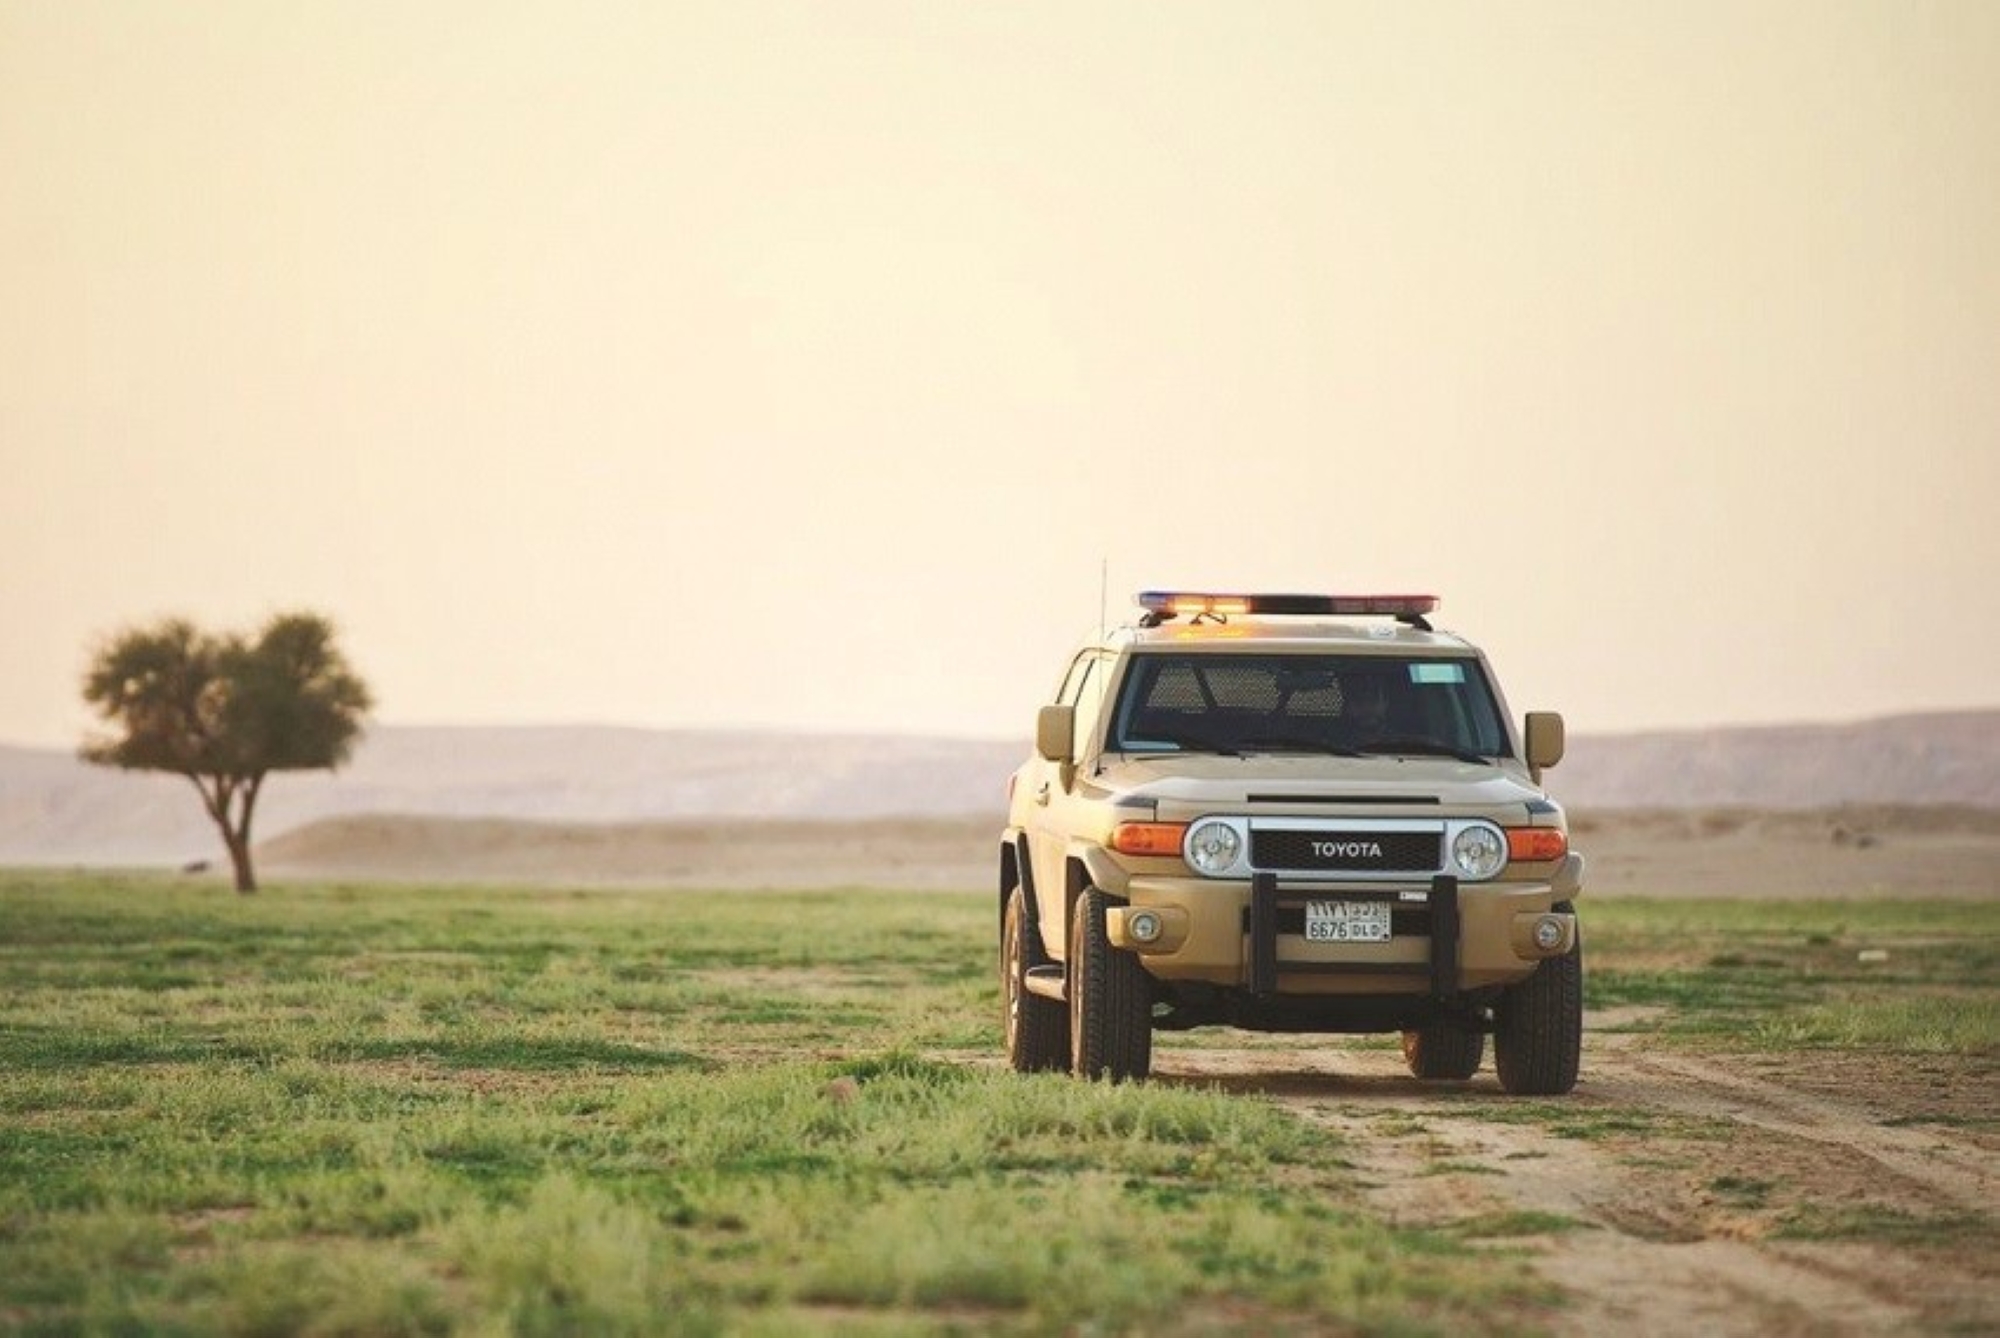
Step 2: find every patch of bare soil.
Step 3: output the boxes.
[1571,805,2000,899]
[1154,1025,1999,1336]
[258,813,995,889]
[251,805,2000,896]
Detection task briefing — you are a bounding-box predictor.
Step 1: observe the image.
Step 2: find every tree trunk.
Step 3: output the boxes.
[230,774,264,894]
[224,830,257,894]
[188,771,260,893]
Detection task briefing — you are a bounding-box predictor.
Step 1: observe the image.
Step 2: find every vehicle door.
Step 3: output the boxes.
[1026,651,1104,942]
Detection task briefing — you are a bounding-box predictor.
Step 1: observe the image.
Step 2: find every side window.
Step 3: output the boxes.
[1071,656,1106,760]
[1054,654,1093,707]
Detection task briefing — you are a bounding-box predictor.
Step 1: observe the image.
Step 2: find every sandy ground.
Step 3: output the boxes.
[1570,805,2000,899]
[1139,1029,1998,1337]
[257,813,1002,889]
[257,805,2000,898]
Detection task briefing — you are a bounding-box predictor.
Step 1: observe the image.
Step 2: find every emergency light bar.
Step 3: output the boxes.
[1136,591,1439,620]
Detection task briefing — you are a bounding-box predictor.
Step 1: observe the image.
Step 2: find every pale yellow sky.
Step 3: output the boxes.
[3,2,1996,748]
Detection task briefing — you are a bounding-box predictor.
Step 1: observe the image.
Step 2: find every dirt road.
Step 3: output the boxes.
[1156,1019,1998,1336]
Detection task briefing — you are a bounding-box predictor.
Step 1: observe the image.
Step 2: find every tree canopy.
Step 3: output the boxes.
[82,612,373,892]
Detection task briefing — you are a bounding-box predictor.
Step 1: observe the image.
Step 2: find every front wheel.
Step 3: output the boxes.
[1493,901,1582,1095]
[1003,887,1069,1073]
[1068,888,1153,1082]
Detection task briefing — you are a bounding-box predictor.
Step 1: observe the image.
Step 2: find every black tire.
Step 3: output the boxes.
[1068,888,1153,1082]
[1401,1019,1485,1080]
[1003,886,1070,1072]
[1493,901,1582,1095]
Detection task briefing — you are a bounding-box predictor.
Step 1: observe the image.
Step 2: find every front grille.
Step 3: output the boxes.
[1250,829,1442,872]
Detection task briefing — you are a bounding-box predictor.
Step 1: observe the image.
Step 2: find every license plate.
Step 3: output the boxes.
[1304,900,1391,943]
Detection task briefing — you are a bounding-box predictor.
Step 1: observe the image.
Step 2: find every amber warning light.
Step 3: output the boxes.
[1136,591,1439,619]
[1110,822,1189,857]
[1506,828,1569,863]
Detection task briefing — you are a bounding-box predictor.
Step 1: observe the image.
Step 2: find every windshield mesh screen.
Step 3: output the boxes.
[1112,653,1509,758]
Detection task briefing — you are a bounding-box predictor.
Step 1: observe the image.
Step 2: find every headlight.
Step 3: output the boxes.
[1185,819,1244,875]
[1450,824,1507,880]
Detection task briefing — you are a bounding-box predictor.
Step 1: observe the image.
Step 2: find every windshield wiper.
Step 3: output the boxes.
[1140,730,1241,757]
[1233,734,1365,758]
[1353,737,1492,766]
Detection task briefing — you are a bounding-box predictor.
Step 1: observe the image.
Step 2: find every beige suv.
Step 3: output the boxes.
[999,592,1584,1093]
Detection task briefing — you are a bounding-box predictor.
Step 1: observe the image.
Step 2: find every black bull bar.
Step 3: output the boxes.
[1245,872,1461,1001]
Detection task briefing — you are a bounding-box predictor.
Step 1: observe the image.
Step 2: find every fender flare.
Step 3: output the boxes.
[999,827,1037,933]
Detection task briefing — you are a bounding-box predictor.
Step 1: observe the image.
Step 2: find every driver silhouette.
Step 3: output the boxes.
[1342,674,1392,741]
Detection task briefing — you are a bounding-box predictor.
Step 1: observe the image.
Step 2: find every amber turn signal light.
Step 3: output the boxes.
[1110,822,1189,856]
[1506,828,1569,862]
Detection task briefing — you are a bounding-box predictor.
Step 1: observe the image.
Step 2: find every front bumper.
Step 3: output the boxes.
[1105,865,1578,995]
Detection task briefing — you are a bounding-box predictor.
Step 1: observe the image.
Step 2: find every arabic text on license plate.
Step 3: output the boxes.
[1304,900,1391,943]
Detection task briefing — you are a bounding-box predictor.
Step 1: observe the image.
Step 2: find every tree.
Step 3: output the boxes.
[81,612,373,893]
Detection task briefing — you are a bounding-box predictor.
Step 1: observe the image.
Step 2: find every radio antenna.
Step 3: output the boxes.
[1098,557,1108,639]
[1095,557,1112,775]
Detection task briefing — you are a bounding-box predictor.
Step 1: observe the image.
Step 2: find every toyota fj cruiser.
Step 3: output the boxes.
[999,591,1584,1094]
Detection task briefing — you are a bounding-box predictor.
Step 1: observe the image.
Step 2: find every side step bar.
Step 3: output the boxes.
[1023,964,1067,1002]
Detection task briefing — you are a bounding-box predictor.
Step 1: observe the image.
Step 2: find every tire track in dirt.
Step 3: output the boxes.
[1587,1047,1997,1213]
[1154,1030,1998,1336]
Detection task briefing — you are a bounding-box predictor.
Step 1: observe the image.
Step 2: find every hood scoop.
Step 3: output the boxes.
[1248,794,1441,806]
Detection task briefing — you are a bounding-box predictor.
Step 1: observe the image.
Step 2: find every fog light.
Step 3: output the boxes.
[1534,916,1565,951]
[1128,910,1164,944]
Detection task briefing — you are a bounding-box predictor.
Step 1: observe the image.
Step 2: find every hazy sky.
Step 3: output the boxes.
[4,2,1996,749]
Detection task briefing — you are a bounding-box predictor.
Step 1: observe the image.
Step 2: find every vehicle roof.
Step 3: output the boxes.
[1089,617,1480,656]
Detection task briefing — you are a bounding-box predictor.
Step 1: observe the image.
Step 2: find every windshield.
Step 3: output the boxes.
[1107,652,1511,760]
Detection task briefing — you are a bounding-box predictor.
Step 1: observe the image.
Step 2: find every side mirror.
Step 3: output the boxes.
[1037,704,1076,763]
[1524,712,1565,777]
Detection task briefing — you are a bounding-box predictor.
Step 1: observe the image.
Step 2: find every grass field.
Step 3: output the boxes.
[2,873,1994,1336]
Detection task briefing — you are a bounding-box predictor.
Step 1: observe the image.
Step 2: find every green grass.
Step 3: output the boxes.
[1445,1210,1591,1239]
[1706,1176,1774,1209]
[1582,897,2000,1050]
[1774,1204,1990,1246]
[1431,1101,1723,1144]
[0,873,1530,1336]
[3,875,1993,1334]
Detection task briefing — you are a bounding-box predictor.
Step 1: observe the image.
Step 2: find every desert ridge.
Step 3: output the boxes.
[0,727,1025,865]
[258,813,999,891]
[3,711,1996,885]
[250,806,2000,899]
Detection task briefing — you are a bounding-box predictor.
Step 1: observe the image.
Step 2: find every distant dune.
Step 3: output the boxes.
[1,711,1995,869]
[251,805,2000,898]
[0,726,1022,865]
[258,813,997,891]
[1552,710,2000,809]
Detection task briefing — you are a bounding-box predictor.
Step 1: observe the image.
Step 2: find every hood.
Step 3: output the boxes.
[1092,751,1548,819]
